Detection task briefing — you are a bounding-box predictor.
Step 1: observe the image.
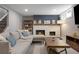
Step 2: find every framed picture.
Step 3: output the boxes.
[44,20,50,24]
[33,20,37,24]
[52,20,57,24]
[38,20,42,24]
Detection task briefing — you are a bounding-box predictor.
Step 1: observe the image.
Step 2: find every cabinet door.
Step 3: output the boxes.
[66,37,79,52]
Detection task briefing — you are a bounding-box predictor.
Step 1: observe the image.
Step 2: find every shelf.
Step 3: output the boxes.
[22,20,33,33]
[33,24,61,25]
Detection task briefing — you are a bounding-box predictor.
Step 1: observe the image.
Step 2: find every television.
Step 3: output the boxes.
[74,4,79,24]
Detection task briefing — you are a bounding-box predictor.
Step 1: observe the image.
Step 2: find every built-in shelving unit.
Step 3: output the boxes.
[22,20,33,33]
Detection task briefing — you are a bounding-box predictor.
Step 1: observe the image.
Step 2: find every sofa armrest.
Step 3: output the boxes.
[0,41,9,54]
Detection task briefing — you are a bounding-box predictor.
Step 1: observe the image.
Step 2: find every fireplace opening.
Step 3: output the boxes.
[49,31,55,36]
[36,30,45,35]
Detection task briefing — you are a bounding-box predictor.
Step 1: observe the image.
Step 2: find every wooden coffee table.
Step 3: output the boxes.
[45,38,70,54]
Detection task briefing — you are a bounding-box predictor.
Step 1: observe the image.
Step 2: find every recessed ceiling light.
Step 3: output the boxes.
[25,9,28,12]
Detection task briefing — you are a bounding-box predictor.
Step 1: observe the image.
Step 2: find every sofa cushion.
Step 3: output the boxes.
[6,34,16,47]
[22,31,30,36]
[11,39,32,54]
[10,32,19,40]
[17,30,31,39]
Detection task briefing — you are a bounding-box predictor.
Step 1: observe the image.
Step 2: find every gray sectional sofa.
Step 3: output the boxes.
[0,31,33,54]
[11,37,33,54]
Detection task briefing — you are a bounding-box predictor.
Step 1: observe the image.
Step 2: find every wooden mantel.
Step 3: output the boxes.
[33,24,61,25]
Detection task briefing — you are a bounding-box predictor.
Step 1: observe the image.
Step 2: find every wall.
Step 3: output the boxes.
[23,15,60,20]
[34,15,60,20]
[58,7,79,42]
[9,10,22,32]
[1,6,22,37]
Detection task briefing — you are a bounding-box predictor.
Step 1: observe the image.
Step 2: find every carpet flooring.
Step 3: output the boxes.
[27,43,47,54]
[27,43,79,54]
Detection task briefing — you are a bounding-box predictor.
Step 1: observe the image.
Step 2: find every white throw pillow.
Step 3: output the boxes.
[17,29,31,39]
[0,35,7,42]
[17,30,24,39]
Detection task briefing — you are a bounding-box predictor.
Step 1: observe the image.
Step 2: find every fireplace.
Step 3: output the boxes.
[49,31,55,36]
[36,30,45,35]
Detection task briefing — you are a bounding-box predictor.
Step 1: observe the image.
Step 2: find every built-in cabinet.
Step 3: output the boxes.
[66,36,79,52]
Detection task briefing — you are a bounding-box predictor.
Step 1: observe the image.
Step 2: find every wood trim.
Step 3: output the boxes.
[33,24,61,25]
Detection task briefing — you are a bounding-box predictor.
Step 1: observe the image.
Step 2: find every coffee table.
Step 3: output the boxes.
[45,38,70,54]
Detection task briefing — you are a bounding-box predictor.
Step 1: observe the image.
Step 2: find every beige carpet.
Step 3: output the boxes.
[32,43,47,54]
[27,43,79,54]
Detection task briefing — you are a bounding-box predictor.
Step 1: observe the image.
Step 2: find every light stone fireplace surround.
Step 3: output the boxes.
[33,24,61,37]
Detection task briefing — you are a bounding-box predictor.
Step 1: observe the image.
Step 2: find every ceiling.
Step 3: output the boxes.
[2,4,73,16]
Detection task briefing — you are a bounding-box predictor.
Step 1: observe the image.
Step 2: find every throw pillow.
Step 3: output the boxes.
[0,35,7,42]
[10,32,20,40]
[22,31,30,37]
[6,34,16,47]
[17,30,24,39]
